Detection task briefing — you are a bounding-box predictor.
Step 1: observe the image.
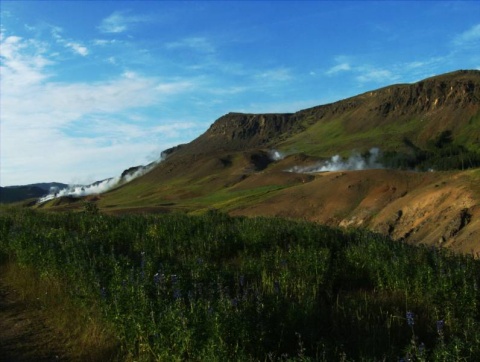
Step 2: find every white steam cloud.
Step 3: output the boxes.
[268,149,285,161]
[37,161,158,204]
[287,148,383,173]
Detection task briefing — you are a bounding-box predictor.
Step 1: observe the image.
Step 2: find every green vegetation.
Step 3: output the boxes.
[382,131,480,171]
[1,207,480,361]
[279,116,421,158]
[184,185,288,212]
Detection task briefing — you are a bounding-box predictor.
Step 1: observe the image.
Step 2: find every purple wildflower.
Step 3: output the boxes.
[406,311,414,327]
[436,320,444,334]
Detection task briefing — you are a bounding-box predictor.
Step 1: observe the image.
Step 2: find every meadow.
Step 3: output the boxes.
[1,204,479,361]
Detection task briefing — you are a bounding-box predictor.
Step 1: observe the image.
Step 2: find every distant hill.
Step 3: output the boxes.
[37,70,480,254]
[0,182,68,204]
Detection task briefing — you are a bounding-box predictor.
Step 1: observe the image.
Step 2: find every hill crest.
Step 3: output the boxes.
[168,69,479,159]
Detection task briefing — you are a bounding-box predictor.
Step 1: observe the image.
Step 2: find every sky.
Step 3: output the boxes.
[1,1,480,186]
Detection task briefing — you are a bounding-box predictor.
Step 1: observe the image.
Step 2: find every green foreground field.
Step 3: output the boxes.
[1,206,479,361]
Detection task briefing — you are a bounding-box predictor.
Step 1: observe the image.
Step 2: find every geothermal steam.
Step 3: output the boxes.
[38,161,158,204]
[269,149,285,161]
[287,148,383,173]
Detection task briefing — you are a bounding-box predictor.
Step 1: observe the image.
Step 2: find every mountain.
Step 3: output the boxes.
[170,69,479,158]
[39,70,480,254]
[0,182,68,204]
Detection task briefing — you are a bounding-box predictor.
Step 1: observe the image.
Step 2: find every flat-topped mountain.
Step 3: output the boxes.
[170,69,479,158]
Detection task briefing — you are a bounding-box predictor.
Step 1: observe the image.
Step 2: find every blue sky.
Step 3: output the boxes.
[1,1,479,186]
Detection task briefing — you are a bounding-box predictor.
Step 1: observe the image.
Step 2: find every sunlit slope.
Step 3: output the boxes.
[167,69,480,159]
[91,70,480,252]
[282,70,480,155]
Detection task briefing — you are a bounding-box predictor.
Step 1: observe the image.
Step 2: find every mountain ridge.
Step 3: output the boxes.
[167,69,479,160]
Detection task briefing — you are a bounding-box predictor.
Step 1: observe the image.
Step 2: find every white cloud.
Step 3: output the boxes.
[98,11,149,34]
[50,25,89,56]
[0,32,196,186]
[93,39,118,46]
[66,42,88,56]
[326,62,351,75]
[0,35,53,89]
[99,11,127,33]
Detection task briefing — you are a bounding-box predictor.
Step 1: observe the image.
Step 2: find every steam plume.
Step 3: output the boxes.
[37,160,158,204]
[268,149,285,161]
[287,148,383,173]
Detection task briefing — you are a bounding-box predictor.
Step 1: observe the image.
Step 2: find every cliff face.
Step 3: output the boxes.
[362,69,479,115]
[179,113,297,155]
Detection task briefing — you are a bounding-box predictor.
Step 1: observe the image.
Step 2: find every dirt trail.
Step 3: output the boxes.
[0,278,67,362]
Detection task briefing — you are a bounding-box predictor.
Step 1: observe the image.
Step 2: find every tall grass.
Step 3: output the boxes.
[1,206,479,361]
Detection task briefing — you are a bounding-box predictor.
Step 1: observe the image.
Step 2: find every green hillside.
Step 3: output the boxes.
[87,70,480,211]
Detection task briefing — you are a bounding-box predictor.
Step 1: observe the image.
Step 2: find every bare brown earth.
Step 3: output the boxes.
[228,166,480,256]
[0,279,67,362]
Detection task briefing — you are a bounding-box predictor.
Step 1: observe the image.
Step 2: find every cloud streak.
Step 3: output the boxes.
[166,37,215,53]
[51,26,89,56]
[453,23,480,47]
[326,62,351,75]
[98,11,150,34]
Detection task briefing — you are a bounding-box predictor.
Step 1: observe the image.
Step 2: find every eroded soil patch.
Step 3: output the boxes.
[0,279,67,362]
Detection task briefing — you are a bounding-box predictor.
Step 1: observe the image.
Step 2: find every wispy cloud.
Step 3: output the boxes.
[453,23,480,47]
[0,30,196,185]
[155,81,195,94]
[66,42,88,56]
[0,35,53,88]
[325,56,352,75]
[50,26,89,56]
[255,67,292,82]
[166,37,215,53]
[324,55,398,85]
[326,62,351,75]
[98,11,149,34]
[93,39,118,46]
[356,68,397,84]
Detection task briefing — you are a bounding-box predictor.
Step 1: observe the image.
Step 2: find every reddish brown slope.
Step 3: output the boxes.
[229,168,480,255]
